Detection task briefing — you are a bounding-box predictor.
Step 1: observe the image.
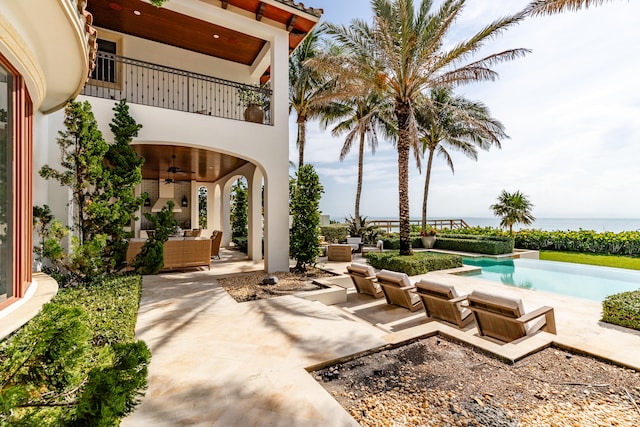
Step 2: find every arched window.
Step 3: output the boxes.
[198,186,207,229]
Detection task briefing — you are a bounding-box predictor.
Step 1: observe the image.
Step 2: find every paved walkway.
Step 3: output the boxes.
[123,251,640,426]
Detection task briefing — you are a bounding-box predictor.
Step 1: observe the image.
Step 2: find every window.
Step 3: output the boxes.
[91,39,117,84]
[0,65,10,302]
[0,53,32,309]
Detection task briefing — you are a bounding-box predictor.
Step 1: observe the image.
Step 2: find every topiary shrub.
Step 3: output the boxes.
[602,290,640,331]
[365,251,462,276]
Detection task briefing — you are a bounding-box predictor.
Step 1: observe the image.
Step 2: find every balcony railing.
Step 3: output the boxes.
[81,52,272,125]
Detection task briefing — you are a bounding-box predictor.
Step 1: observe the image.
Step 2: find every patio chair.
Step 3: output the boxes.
[466,290,557,343]
[413,280,472,328]
[345,263,384,298]
[375,270,423,312]
[210,230,223,259]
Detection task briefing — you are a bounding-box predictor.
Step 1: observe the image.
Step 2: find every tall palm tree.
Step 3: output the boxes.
[326,0,528,255]
[289,28,336,170]
[416,87,508,230]
[526,0,615,15]
[320,92,394,230]
[490,190,536,235]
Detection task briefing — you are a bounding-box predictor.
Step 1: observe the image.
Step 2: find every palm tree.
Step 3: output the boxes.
[526,0,615,15]
[325,0,528,255]
[289,28,337,170]
[490,190,536,235]
[320,92,394,230]
[416,87,508,230]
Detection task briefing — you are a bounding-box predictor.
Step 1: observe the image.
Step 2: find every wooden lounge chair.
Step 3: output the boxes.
[466,290,557,343]
[413,280,472,328]
[210,230,223,259]
[375,270,423,312]
[345,263,383,298]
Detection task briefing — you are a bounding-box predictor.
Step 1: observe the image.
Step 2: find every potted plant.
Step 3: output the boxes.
[238,84,268,123]
[420,227,437,249]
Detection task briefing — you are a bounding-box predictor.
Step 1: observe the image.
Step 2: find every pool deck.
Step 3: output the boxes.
[122,250,640,426]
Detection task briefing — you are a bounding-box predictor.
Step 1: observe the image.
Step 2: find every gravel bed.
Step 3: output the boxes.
[217,268,334,302]
[314,336,640,426]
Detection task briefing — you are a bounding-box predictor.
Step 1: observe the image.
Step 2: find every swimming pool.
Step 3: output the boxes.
[461,258,640,301]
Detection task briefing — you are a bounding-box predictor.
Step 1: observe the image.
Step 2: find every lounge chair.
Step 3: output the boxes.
[466,290,557,343]
[375,270,423,312]
[413,280,472,328]
[210,230,223,259]
[345,263,384,298]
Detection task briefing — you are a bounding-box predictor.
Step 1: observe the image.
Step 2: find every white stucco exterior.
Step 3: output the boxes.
[35,1,310,273]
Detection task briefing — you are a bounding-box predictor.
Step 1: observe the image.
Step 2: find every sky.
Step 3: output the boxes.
[288,0,640,221]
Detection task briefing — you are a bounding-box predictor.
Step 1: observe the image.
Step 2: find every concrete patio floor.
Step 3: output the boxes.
[123,250,640,426]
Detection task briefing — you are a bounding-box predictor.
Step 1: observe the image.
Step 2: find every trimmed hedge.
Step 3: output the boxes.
[444,227,640,257]
[365,251,462,276]
[380,235,424,250]
[435,234,514,255]
[602,290,640,331]
[320,225,348,244]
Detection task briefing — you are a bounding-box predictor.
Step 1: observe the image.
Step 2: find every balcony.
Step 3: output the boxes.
[81,52,272,125]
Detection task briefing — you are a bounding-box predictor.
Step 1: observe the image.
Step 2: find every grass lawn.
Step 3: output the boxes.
[540,251,640,270]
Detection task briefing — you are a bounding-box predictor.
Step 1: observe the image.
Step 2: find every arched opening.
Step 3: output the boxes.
[198,185,207,229]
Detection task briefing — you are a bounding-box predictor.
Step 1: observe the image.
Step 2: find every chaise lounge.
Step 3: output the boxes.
[466,290,557,343]
[345,263,384,298]
[375,270,423,312]
[413,279,472,328]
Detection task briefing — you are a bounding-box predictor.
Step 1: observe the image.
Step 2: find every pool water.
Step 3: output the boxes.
[462,257,640,301]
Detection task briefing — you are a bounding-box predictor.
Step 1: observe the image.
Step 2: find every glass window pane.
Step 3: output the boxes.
[0,65,10,302]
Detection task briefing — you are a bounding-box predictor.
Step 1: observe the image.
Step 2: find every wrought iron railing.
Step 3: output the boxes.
[81,52,272,125]
[366,219,470,233]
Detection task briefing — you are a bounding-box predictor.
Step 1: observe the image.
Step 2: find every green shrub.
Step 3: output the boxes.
[0,275,149,425]
[444,226,640,257]
[365,251,462,276]
[320,225,348,243]
[233,236,248,253]
[602,290,640,331]
[436,234,514,255]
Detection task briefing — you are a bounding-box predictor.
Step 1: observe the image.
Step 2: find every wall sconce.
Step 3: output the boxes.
[181,195,188,207]
[144,197,151,207]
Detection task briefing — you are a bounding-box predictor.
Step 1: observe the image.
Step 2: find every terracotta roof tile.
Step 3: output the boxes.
[274,0,323,18]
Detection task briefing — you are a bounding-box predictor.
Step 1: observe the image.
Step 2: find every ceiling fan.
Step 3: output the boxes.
[159,154,194,184]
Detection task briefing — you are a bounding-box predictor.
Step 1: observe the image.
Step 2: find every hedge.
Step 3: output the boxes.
[380,235,425,250]
[443,227,640,257]
[602,290,640,331]
[365,251,462,276]
[320,225,348,244]
[515,229,640,256]
[435,234,514,255]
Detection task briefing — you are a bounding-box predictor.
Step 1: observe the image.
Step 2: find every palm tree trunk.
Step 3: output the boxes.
[421,148,435,231]
[355,130,365,230]
[395,101,412,256]
[297,118,306,169]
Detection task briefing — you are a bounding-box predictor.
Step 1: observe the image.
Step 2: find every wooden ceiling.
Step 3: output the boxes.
[87,0,320,68]
[133,145,249,182]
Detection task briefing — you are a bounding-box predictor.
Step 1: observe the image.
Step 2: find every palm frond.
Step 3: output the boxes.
[525,0,612,16]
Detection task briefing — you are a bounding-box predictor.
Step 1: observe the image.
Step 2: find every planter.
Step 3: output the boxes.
[244,104,264,123]
[421,235,436,249]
